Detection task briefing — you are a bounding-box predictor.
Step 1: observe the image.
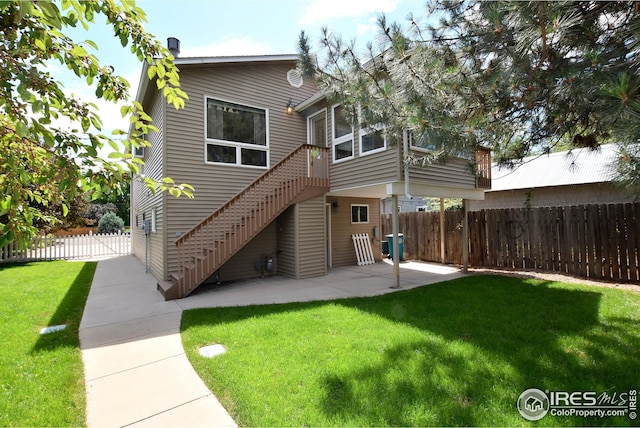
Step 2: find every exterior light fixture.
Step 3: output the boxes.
[286,99,295,114]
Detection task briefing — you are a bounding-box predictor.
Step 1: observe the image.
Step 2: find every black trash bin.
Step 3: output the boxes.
[381,240,389,255]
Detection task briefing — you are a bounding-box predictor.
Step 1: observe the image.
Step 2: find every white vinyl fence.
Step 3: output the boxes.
[0,231,131,263]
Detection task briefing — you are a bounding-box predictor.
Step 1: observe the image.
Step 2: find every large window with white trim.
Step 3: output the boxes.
[205,97,268,167]
[351,204,369,224]
[331,104,354,162]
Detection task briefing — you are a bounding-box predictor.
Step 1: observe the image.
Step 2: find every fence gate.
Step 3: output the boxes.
[0,231,132,263]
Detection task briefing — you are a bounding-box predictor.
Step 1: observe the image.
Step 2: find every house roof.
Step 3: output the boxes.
[134,54,299,103]
[294,91,326,112]
[173,54,298,67]
[489,144,619,192]
[131,53,300,136]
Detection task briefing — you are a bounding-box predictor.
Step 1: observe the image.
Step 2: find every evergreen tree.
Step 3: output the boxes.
[299,1,640,195]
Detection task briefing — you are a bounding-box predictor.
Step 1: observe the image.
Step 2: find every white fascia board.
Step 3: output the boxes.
[386,182,487,200]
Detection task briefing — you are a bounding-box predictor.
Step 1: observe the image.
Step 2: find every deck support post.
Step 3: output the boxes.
[391,194,400,289]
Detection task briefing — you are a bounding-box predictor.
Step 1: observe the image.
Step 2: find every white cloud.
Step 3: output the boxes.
[357,16,380,35]
[298,0,400,26]
[180,36,273,58]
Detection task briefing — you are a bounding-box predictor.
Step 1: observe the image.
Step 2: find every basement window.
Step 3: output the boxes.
[351,204,369,224]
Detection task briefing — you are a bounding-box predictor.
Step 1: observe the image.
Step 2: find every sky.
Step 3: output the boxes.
[57,0,431,140]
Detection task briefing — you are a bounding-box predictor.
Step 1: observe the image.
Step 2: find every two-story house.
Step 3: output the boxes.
[130,42,491,300]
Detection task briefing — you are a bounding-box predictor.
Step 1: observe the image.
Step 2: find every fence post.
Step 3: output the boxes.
[440,198,445,263]
[462,199,469,273]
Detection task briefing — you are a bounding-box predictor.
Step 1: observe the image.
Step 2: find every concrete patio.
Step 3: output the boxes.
[79,255,465,427]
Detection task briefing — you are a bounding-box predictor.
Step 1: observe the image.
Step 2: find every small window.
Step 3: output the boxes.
[351,204,369,224]
[332,105,354,163]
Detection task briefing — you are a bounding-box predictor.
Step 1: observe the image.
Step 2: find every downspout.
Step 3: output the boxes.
[403,129,412,199]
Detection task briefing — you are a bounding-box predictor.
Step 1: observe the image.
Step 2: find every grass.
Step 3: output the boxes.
[181,275,640,427]
[0,261,96,427]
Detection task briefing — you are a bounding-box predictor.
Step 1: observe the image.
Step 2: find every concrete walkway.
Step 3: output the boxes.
[79,255,465,427]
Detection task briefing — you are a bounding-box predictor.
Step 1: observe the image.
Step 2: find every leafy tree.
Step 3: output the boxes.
[424,198,462,211]
[91,179,131,225]
[299,1,640,195]
[97,211,124,234]
[84,202,117,226]
[34,192,89,233]
[0,0,193,247]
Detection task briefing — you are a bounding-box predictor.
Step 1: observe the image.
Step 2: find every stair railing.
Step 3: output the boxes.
[175,144,329,297]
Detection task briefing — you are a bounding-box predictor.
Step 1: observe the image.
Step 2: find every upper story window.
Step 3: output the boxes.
[205,97,268,168]
[331,104,354,163]
[359,125,386,155]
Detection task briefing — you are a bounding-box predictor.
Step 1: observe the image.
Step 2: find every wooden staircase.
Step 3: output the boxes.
[158,144,330,300]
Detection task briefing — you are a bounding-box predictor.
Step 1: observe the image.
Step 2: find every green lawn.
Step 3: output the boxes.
[181,275,640,427]
[0,261,96,427]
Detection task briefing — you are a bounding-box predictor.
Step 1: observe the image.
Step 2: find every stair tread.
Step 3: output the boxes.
[157,279,176,291]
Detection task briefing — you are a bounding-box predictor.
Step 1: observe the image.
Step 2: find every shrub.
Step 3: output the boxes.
[84,203,117,226]
[97,212,124,234]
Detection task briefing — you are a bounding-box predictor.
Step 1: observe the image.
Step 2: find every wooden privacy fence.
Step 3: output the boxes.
[382,202,640,282]
[0,231,131,263]
[381,210,465,264]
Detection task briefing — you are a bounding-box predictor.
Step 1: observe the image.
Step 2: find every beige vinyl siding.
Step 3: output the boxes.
[164,61,317,274]
[320,100,401,192]
[131,92,166,279]
[330,147,400,192]
[276,206,296,278]
[408,156,477,189]
[297,196,326,278]
[275,198,325,279]
[329,197,381,267]
[216,222,278,282]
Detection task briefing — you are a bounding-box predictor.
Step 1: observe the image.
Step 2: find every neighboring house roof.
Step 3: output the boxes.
[489,144,619,192]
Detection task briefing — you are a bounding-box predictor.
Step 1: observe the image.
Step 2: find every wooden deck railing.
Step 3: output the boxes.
[169,144,330,299]
[476,147,492,189]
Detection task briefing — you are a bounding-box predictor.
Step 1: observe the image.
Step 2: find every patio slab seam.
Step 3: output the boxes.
[121,393,214,428]
[86,352,186,382]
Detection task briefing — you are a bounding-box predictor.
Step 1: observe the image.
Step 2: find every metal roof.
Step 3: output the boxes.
[489,144,619,192]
